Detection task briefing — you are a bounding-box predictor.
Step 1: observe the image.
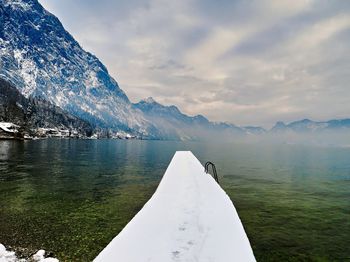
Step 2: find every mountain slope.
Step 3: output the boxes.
[0,0,156,135]
[0,77,93,136]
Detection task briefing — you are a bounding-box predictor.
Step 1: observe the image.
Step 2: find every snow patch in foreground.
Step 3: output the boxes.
[95,151,256,262]
[0,244,58,262]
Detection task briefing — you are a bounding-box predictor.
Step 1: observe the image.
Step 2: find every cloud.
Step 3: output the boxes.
[39,0,350,127]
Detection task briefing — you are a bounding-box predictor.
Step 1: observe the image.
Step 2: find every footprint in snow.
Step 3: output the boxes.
[172,250,180,259]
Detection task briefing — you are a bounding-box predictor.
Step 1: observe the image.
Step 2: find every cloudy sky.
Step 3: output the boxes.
[39,0,350,128]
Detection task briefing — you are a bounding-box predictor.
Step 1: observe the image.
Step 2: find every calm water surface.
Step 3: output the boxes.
[0,139,349,261]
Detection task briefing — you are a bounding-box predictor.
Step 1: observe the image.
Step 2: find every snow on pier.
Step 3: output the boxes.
[95,151,256,262]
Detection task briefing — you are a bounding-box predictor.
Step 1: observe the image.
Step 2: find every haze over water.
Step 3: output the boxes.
[0,139,349,261]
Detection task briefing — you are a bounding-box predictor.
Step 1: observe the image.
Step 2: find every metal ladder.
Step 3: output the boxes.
[204,161,219,184]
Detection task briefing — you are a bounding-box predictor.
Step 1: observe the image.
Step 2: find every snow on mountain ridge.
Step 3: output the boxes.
[3,0,31,11]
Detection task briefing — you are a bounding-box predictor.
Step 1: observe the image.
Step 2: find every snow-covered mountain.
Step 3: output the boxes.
[134,97,210,126]
[134,97,208,140]
[0,0,246,140]
[134,97,245,140]
[0,0,159,136]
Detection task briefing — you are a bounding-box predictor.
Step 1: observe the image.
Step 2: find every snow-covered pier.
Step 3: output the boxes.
[95,151,256,262]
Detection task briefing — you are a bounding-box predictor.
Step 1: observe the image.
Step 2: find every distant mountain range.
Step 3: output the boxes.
[133,97,245,140]
[270,119,350,134]
[0,0,349,140]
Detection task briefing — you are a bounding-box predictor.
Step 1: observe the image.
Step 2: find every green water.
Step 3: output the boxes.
[0,140,349,261]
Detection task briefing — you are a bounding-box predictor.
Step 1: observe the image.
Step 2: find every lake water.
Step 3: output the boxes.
[0,139,349,261]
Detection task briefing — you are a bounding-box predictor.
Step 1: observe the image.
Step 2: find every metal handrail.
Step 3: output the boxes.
[204,161,219,184]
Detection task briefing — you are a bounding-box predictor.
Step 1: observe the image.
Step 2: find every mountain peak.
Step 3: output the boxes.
[270,121,288,132]
[275,121,286,127]
[292,118,312,124]
[143,97,157,104]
